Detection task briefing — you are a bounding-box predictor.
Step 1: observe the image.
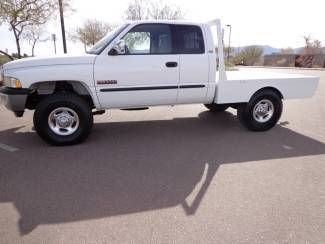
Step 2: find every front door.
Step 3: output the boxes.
[94,24,179,108]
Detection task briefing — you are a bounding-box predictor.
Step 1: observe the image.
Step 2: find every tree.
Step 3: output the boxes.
[0,0,57,58]
[311,39,323,54]
[238,46,263,66]
[302,35,313,55]
[0,50,14,60]
[149,2,183,20]
[302,35,323,55]
[125,0,184,20]
[22,25,48,56]
[71,19,112,51]
[125,0,149,20]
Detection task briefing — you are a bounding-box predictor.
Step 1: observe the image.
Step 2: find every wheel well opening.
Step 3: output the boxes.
[253,87,283,99]
[26,81,95,110]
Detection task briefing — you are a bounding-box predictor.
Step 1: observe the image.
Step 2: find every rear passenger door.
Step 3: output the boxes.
[173,25,209,103]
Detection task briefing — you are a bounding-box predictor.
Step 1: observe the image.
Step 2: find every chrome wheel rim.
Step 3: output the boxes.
[48,107,79,136]
[253,99,274,123]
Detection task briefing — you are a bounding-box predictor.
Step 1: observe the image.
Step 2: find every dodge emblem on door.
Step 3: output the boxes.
[97,80,118,85]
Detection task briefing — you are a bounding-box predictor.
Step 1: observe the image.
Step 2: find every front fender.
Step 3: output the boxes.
[5,64,101,108]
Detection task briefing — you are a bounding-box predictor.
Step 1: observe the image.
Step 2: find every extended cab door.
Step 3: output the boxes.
[94,24,179,108]
[173,25,209,104]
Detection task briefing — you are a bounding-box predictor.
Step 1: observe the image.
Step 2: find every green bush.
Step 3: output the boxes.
[230,46,263,66]
[225,60,238,71]
[0,55,11,65]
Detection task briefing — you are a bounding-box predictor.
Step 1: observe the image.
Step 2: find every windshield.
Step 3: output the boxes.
[87,24,129,54]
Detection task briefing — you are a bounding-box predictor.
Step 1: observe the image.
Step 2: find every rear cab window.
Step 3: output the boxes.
[172,25,205,54]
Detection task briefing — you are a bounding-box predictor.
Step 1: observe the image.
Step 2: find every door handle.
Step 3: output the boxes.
[165,62,178,68]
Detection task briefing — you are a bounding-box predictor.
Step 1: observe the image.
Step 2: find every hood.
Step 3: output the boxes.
[3,54,97,70]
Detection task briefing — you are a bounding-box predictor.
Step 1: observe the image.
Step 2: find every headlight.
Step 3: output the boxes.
[3,76,22,88]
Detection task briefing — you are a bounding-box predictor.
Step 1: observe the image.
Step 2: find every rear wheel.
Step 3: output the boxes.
[204,103,229,112]
[237,90,282,131]
[33,92,93,145]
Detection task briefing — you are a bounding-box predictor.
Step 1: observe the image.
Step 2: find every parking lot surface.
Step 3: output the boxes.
[0,68,324,243]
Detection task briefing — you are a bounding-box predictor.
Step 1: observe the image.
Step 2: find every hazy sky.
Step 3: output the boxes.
[0,0,324,56]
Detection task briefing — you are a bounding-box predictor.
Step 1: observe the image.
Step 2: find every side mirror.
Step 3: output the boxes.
[108,40,126,55]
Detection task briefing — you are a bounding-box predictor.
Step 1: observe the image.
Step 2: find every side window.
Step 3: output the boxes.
[122,24,172,55]
[123,32,150,54]
[173,25,205,54]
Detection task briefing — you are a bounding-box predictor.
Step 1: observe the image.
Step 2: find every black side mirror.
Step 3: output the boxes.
[108,48,118,56]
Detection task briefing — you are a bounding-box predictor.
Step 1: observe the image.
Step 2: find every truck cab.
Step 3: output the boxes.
[91,21,215,108]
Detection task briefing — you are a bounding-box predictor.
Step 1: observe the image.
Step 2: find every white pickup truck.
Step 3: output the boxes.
[0,19,319,145]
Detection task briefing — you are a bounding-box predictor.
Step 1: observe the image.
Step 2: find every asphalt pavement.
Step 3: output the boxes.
[0,68,324,243]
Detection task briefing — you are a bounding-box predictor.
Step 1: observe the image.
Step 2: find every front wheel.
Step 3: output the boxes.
[33,92,93,146]
[237,90,283,131]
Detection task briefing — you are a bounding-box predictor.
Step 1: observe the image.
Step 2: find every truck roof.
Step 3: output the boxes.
[125,19,212,26]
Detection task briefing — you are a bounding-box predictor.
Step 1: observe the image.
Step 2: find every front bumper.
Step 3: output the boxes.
[0,87,31,117]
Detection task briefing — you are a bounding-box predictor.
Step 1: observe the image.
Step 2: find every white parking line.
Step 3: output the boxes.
[0,143,19,152]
